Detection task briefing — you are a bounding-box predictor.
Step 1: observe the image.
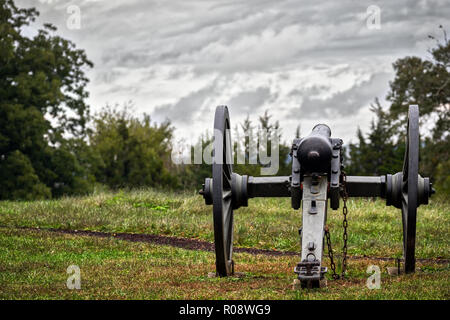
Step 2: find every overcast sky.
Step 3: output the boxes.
[16,0,450,145]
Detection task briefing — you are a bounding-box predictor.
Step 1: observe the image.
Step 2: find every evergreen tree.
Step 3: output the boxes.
[233,114,260,177]
[346,101,403,176]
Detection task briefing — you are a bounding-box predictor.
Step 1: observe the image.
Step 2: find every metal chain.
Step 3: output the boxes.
[341,171,349,279]
[325,226,339,280]
[325,171,349,280]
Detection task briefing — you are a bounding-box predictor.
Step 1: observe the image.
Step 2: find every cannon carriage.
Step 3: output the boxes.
[199,105,434,288]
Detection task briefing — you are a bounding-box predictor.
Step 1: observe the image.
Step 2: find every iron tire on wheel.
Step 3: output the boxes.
[212,105,234,276]
[401,105,419,274]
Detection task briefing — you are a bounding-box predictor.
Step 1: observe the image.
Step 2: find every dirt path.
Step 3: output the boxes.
[3,225,449,264]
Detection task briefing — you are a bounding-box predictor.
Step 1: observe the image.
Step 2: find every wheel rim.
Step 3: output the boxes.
[212,105,234,276]
[401,105,419,273]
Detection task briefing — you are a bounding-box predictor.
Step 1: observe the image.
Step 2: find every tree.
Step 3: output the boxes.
[89,105,177,189]
[232,110,291,177]
[0,0,94,199]
[0,150,51,200]
[388,26,449,138]
[346,127,368,175]
[176,133,215,189]
[346,101,404,176]
[387,26,449,193]
[233,114,260,177]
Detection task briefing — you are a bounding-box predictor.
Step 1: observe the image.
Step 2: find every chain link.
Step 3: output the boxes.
[325,171,349,280]
[341,171,349,279]
[325,226,339,280]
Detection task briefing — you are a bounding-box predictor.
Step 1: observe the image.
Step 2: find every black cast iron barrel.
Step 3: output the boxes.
[297,124,332,173]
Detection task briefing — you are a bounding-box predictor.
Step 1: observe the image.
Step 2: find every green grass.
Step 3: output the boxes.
[0,189,449,299]
[0,189,448,258]
[0,227,448,299]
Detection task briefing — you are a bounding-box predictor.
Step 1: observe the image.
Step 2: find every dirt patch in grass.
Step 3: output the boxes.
[4,225,297,256]
[4,226,449,265]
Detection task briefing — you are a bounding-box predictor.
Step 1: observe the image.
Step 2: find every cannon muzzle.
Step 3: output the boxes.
[297,124,333,173]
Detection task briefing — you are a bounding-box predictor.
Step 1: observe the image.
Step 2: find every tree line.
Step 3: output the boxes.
[0,0,448,200]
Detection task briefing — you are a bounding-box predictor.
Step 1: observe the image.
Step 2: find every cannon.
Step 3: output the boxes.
[199,105,434,288]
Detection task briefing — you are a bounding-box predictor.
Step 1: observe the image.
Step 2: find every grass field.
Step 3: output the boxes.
[0,189,449,299]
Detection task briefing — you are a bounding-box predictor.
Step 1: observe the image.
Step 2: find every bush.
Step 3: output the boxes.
[0,150,51,200]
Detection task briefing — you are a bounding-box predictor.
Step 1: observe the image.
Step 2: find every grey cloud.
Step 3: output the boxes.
[289,85,330,98]
[17,0,450,74]
[299,72,393,118]
[95,69,126,85]
[152,82,218,123]
[152,85,274,124]
[227,87,272,114]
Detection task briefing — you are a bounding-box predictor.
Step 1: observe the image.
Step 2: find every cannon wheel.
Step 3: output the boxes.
[212,105,234,276]
[402,105,419,273]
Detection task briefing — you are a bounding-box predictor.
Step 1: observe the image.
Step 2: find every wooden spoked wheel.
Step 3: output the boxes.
[212,105,234,276]
[401,105,419,274]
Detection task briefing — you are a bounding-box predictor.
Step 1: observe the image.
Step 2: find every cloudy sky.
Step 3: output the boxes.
[16,0,450,145]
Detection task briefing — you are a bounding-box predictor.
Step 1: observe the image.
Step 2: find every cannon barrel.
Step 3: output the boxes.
[310,123,331,138]
[297,124,333,173]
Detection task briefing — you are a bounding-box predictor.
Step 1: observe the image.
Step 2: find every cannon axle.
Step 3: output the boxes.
[201,174,433,207]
